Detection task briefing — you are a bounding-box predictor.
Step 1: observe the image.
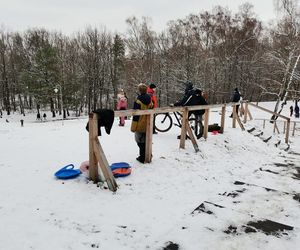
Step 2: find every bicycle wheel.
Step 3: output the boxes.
[188,117,203,139]
[155,113,173,132]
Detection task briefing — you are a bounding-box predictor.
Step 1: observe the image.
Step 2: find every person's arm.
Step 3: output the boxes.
[132,101,141,121]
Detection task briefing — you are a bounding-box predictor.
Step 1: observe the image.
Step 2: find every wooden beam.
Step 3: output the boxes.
[243,102,248,124]
[247,108,253,120]
[89,113,99,183]
[247,102,289,120]
[292,121,296,136]
[203,109,209,139]
[185,120,199,152]
[93,139,118,192]
[232,106,237,128]
[145,114,153,163]
[220,106,226,133]
[179,108,188,149]
[285,118,290,144]
[236,114,245,131]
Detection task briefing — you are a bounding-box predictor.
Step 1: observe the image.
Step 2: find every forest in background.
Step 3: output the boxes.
[0,1,299,117]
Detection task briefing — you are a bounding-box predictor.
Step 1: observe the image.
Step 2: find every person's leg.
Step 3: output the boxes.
[135,132,146,163]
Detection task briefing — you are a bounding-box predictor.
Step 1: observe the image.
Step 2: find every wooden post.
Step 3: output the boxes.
[285,118,290,144]
[220,106,226,133]
[232,106,237,128]
[179,108,188,149]
[89,113,99,183]
[247,108,253,120]
[145,114,153,163]
[283,121,286,133]
[292,121,296,136]
[263,120,266,129]
[243,102,248,124]
[203,109,209,139]
[240,102,245,117]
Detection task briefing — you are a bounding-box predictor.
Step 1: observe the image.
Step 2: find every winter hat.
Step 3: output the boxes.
[149,83,156,89]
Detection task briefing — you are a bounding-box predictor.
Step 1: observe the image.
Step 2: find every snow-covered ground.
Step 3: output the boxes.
[0,101,299,250]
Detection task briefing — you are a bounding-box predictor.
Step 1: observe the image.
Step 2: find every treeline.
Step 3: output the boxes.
[0,2,299,116]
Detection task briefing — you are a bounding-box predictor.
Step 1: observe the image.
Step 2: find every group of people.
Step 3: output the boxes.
[129,81,207,163]
[117,82,244,164]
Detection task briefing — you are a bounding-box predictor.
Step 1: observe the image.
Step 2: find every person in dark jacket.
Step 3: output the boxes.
[131,83,153,163]
[290,105,294,117]
[295,100,299,118]
[174,82,208,139]
[230,87,241,117]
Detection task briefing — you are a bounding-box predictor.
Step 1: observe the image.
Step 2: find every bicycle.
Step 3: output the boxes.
[154,111,204,139]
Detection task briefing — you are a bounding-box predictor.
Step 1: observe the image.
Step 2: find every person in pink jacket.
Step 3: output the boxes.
[117,89,128,126]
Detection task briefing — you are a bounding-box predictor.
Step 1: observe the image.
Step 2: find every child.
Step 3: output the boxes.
[131,83,153,163]
[117,90,128,126]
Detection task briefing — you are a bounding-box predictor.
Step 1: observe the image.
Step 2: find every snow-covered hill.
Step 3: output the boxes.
[0,101,299,250]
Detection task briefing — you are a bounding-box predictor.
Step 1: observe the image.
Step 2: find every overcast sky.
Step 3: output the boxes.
[0,0,277,35]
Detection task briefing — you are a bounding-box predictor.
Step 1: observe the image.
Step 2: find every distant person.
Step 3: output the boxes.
[36,113,41,121]
[43,113,47,121]
[147,83,158,134]
[131,83,153,164]
[117,89,128,126]
[0,109,2,118]
[295,101,299,118]
[20,119,24,127]
[6,119,9,123]
[290,105,294,117]
[230,87,241,118]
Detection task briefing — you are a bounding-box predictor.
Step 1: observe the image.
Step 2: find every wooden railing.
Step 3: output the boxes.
[242,101,291,143]
[88,102,244,190]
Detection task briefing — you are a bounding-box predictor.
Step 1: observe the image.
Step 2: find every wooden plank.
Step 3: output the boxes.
[179,108,188,149]
[114,103,226,117]
[243,102,248,124]
[263,120,266,129]
[220,106,226,133]
[185,120,199,152]
[274,122,280,134]
[232,106,237,128]
[247,108,253,120]
[88,113,99,183]
[93,138,118,192]
[292,121,296,136]
[285,118,290,144]
[145,114,153,163]
[236,114,245,131]
[247,102,288,120]
[283,121,286,133]
[203,109,209,139]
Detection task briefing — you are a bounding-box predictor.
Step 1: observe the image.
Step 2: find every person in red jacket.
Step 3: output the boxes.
[147,83,158,134]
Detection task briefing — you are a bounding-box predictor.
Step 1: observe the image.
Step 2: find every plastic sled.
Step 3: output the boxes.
[110,162,130,171]
[54,164,81,179]
[110,162,131,178]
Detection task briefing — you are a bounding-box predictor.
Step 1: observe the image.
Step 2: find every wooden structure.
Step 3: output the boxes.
[243,101,291,143]
[88,113,118,192]
[89,102,244,191]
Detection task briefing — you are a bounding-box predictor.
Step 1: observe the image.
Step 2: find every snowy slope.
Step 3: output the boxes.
[0,101,299,250]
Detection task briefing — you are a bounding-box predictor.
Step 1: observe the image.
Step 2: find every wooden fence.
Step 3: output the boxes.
[88,102,244,191]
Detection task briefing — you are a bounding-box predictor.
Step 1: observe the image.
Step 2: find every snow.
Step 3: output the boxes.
[0,101,299,250]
